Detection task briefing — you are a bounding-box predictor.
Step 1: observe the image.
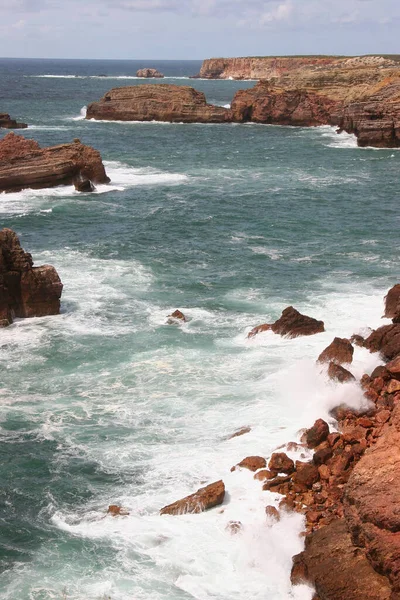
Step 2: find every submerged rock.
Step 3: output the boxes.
[167,309,187,324]
[107,504,130,516]
[327,362,356,383]
[0,133,109,193]
[226,426,251,439]
[0,228,63,327]
[231,456,266,472]
[160,480,225,515]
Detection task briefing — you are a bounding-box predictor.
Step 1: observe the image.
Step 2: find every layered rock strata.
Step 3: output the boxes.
[86,85,232,123]
[0,112,27,129]
[0,133,109,193]
[0,228,63,327]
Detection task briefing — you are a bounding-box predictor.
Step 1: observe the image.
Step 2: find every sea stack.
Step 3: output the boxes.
[136,68,164,78]
[0,133,110,193]
[86,84,232,123]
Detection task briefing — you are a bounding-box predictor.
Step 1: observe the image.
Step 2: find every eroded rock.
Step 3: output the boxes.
[317,337,354,364]
[160,480,225,515]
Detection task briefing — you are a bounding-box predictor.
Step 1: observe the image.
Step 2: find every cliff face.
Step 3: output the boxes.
[86,84,232,123]
[198,56,343,80]
[0,133,110,193]
[0,229,63,327]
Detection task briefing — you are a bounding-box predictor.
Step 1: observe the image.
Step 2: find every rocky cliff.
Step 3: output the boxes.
[0,133,110,193]
[0,228,63,327]
[198,56,343,80]
[86,84,232,123]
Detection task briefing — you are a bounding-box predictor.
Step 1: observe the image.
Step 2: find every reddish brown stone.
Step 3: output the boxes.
[364,324,400,361]
[0,229,63,327]
[160,480,225,515]
[107,505,130,516]
[386,356,400,379]
[265,505,280,521]
[263,475,292,491]
[268,452,295,474]
[384,283,400,322]
[167,309,187,324]
[387,379,400,393]
[375,410,391,424]
[0,133,109,193]
[0,112,27,129]
[292,461,319,488]
[313,447,333,466]
[254,469,273,481]
[306,419,330,449]
[226,426,251,439]
[318,464,330,480]
[328,362,356,383]
[232,456,266,472]
[317,337,354,365]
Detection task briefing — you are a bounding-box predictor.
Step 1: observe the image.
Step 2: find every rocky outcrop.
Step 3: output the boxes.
[86,85,232,123]
[0,228,63,327]
[248,306,324,339]
[317,337,354,364]
[198,56,343,80]
[231,456,266,472]
[167,309,187,324]
[0,113,27,129]
[0,133,109,193]
[327,362,356,383]
[364,323,400,361]
[384,284,400,322]
[136,68,164,78]
[160,480,225,515]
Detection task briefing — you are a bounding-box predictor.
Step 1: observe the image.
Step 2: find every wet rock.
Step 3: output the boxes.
[268,452,295,474]
[160,480,225,515]
[167,309,187,324]
[265,505,280,521]
[271,306,324,338]
[74,176,95,192]
[231,456,266,472]
[107,504,130,516]
[317,337,354,364]
[386,356,400,379]
[292,461,319,488]
[254,469,273,481]
[364,324,400,361]
[226,426,251,439]
[327,362,356,383]
[225,520,242,534]
[306,419,330,449]
[0,228,63,326]
[263,474,292,493]
[350,333,365,347]
[384,283,400,322]
[136,68,164,78]
[313,447,333,466]
[291,519,392,598]
[247,323,272,337]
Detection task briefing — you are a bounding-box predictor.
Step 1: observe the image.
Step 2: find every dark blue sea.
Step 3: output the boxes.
[0,58,399,600]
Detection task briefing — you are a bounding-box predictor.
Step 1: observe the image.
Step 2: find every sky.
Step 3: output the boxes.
[0,0,399,60]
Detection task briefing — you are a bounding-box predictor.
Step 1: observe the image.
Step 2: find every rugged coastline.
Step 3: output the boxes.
[158,286,400,599]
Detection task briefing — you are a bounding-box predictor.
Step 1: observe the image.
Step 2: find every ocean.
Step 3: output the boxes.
[0,58,399,600]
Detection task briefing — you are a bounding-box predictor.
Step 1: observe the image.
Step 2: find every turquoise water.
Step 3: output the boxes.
[0,58,399,600]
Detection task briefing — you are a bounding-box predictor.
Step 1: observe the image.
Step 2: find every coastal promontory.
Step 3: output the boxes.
[86,84,232,123]
[0,133,110,193]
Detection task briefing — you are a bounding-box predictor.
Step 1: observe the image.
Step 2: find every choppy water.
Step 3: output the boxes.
[0,58,399,600]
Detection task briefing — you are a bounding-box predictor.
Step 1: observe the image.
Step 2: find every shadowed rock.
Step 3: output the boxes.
[317,337,354,364]
[231,456,266,472]
[384,283,400,322]
[0,112,27,129]
[0,228,63,327]
[248,306,324,339]
[328,362,356,383]
[160,480,225,515]
[364,324,400,361]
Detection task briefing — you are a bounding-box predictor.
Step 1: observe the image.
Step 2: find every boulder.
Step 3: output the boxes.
[0,228,63,326]
[86,85,232,124]
[136,68,164,78]
[265,505,280,521]
[384,284,400,322]
[107,504,130,516]
[167,309,187,324]
[160,480,225,515]
[0,112,27,129]
[292,461,319,488]
[268,452,295,474]
[364,324,400,361]
[231,456,266,472]
[227,426,251,439]
[291,519,392,599]
[327,362,356,383]
[305,419,330,449]
[249,306,324,339]
[0,133,109,193]
[74,176,95,192]
[317,337,354,364]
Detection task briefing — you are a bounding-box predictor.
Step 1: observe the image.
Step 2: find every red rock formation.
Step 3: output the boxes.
[317,337,354,364]
[248,307,324,339]
[0,112,27,129]
[231,456,266,472]
[86,85,232,124]
[160,480,225,515]
[136,68,164,78]
[231,83,339,126]
[167,309,187,324]
[384,284,400,322]
[305,419,330,448]
[268,452,295,474]
[364,324,400,361]
[0,228,63,327]
[0,133,109,193]
[327,362,356,383]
